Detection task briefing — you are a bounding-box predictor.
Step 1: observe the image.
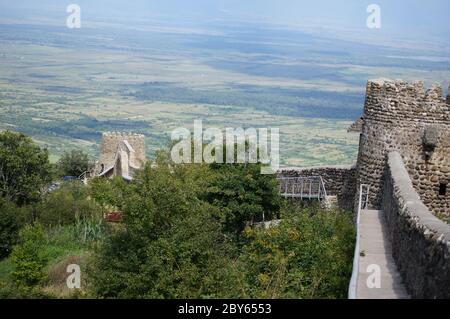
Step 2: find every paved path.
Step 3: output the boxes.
[355,210,409,299]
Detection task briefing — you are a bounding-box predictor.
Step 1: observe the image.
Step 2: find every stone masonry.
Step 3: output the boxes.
[355,79,449,218]
[99,132,146,169]
[382,152,450,298]
[96,132,146,179]
[331,79,450,299]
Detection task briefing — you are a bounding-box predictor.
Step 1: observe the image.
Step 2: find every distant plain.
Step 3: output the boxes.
[0,17,449,166]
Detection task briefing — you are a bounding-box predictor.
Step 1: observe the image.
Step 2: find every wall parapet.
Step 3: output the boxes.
[383,152,450,298]
[363,79,449,125]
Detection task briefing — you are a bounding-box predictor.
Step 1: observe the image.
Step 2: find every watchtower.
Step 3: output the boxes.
[355,79,450,216]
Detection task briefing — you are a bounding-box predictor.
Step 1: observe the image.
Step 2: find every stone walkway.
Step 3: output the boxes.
[355,210,409,299]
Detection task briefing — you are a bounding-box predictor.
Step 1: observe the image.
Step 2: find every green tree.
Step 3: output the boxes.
[88,149,355,299]
[90,159,239,298]
[57,149,91,177]
[205,161,282,239]
[11,223,49,287]
[88,176,131,210]
[0,198,22,258]
[0,131,52,205]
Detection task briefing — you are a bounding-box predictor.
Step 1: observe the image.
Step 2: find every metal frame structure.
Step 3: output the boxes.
[277,176,328,202]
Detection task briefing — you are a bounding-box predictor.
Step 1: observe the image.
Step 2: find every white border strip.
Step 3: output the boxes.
[348,184,365,299]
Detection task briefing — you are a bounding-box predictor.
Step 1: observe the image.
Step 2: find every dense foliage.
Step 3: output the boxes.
[36,182,103,227]
[89,160,236,298]
[90,157,355,298]
[11,224,49,287]
[0,132,356,299]
[0,198,23,258]
[237,207,355,298]
[89,176,131,211]
[205,161,281,240]
[57,150,91,177]
[0,131,52,205]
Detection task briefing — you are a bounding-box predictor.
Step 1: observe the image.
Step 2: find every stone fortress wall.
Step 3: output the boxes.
[356,79,450,218]
[382,152,450,298]
[99,132,146,169]
[279,80,449,218]
[278,79,449,298]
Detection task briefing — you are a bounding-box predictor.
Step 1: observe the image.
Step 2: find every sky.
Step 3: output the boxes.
[0,0,449,41]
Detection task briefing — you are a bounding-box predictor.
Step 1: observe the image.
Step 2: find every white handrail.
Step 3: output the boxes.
[348,183,369,299]
[318,176,328,199]
[78,171,89,180]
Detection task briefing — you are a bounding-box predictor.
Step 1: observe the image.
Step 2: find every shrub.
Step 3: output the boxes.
[11,223,50,287]
[0,197,32,259]
[89,160,239,298]
[37,182,103,227]
[0,131,52,205]
[237,206,356,298]
[0,198,21,259]
[57,149,91,177]
[88,176,130,210]
[205,162,282,239]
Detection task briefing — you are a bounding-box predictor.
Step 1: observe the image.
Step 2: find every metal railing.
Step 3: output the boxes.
[348,183,370,299]
[277,176,328,202]
[359,184,370,211]
[78,171,91,185]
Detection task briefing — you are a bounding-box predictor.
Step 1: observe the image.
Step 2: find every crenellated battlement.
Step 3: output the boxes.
[363,79,449,124]
[356,78,450,216]
[102,132,145,138]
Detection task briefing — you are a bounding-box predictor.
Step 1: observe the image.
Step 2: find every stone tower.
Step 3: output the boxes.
[99,132,146,170]
[355,79,450,216]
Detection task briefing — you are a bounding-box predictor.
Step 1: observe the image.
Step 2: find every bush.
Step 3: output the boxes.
[57,149,91,177]
[89,160,239,298]
[0,131,52,205]
[205,162,282,239]
[37,182,103,227]
[11,223,50,287]
[237,205,355,298]
[88,177,131,210]
[0,198,21,259]
[0,197,32,259]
